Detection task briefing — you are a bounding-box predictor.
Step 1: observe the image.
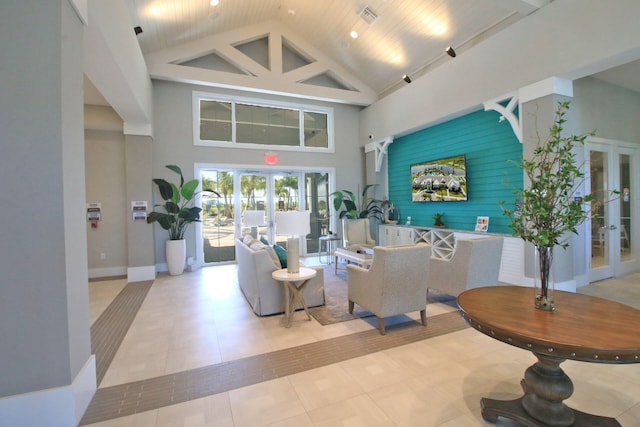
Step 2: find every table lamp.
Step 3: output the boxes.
[243,210,265,239]
[275,211,310,274]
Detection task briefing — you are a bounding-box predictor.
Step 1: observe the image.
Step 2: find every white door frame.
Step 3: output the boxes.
[586,138,639,282]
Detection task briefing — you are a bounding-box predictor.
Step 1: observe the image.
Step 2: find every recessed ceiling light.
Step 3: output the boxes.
[288,9,296,16]
[350,30,358,39]
[210,0,219,6]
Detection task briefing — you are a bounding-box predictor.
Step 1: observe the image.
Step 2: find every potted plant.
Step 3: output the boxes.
[147,165,219,275]
[331,184,382,220]
[502,101,601,310]
[432,212,446,228]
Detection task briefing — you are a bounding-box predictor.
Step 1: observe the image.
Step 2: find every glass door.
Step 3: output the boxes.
[200,170,236,263]
[587,141,637,282]
[198,166,333,266]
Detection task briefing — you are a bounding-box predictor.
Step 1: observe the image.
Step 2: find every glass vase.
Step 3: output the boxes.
[534,245,554,311]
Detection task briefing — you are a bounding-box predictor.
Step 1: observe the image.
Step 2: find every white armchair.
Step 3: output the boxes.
[428,237,504,297]
[347,244,431,335]
[342,218,375,248]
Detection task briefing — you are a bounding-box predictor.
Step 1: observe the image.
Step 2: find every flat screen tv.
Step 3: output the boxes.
[411,155,467,202]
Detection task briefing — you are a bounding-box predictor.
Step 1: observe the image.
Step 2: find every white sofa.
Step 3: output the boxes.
[235,237,325,316]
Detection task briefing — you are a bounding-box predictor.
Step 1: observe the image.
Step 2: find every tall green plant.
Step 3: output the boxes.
[147,165,219,240]
[331,184,382,220]
[502,101,598,249]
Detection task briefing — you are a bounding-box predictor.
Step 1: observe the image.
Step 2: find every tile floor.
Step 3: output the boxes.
[84,259,640,426]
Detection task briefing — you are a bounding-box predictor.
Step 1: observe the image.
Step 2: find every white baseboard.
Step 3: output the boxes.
[0,355,96,427]
[88,266,127,279]
[128,265,156,282]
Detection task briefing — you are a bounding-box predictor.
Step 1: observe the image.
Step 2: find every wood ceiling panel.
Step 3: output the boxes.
[124,0,540,99]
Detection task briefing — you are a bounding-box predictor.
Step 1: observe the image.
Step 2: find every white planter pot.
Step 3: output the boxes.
[166,239,186,276]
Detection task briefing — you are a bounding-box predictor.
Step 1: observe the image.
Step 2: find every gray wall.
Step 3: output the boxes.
[85,129,128,275]
[0,0,91,396]
[150,80,363,265]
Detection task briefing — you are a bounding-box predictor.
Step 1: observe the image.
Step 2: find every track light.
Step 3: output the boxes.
[402,74,411,84]
[134,26,143,35]
[445,46,456,58]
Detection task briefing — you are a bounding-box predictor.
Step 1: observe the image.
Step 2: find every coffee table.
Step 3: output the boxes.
[457,286,640,426]
[334,247,374,273]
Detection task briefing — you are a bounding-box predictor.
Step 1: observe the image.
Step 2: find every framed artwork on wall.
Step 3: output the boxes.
[410,155,468,202]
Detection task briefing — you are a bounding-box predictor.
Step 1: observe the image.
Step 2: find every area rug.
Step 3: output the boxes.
[309,266,374,325]
[309,264,458,325]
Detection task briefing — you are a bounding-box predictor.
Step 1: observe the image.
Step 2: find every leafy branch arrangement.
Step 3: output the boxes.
[147,165,220,240]
[502,101,599,249]
[331,184,382,220]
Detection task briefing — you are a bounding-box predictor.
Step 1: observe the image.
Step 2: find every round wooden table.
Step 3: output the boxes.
[457,286,640,427]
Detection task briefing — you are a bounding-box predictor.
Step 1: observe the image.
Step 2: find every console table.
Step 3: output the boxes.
[458,286,640,427]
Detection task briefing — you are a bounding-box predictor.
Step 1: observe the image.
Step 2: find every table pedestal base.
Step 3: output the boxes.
[481,353,621,427]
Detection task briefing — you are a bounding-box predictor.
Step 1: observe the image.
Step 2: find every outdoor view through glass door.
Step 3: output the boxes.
[588,140,636,282]
[199,168,332,264]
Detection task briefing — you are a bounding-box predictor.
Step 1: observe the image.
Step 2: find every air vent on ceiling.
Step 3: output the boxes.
[359,5,379,25]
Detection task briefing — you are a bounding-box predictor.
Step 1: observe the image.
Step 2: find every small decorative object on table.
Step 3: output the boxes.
[432,212,445,228]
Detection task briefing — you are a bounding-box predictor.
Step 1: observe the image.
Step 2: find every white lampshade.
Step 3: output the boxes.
[243,210,265,227]
[275,211,310,274]
[275,211,310,236]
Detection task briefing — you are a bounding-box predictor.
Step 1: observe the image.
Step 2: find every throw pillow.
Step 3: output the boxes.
[260,236,270,246]
[273,244,287,268]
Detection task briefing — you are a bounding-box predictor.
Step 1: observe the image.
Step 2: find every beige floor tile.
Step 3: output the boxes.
[339,351,420,393]
[288,363,366,411]
[155,393,233,427]
[228,378,307,427]
[306,394,394,427]
[368,377,468,427]
[263,412,314,427]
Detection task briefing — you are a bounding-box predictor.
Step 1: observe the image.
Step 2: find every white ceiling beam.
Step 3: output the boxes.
[490,0,552,15]
[149,62,375,106]
[144,20,377,106]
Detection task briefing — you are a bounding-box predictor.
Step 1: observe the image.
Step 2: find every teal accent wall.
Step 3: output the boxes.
[388,109,523,233]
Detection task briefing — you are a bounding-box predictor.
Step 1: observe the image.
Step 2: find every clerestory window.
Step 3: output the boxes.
[194,92,333,152]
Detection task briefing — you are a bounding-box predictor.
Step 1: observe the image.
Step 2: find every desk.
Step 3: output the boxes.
[458,286,640,427]
[272,267,317,327]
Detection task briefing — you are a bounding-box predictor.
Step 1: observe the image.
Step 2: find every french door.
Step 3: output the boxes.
[587,139,638,281]
[197,165,333,265]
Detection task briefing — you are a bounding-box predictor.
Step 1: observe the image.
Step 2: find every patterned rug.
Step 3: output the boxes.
[309,264,458,325]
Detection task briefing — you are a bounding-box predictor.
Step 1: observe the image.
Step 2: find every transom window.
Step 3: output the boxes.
[194,92,333,152]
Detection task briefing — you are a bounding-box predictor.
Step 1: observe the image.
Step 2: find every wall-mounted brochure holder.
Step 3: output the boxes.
[131,201,148,221]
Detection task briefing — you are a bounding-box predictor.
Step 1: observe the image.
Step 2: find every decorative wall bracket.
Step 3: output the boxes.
[483,92,522,143]
[365,136,394,172]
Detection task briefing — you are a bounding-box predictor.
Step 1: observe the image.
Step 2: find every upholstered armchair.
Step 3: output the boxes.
[347,244,431,335]
[428,237,504,297]
[342,218,375,248]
